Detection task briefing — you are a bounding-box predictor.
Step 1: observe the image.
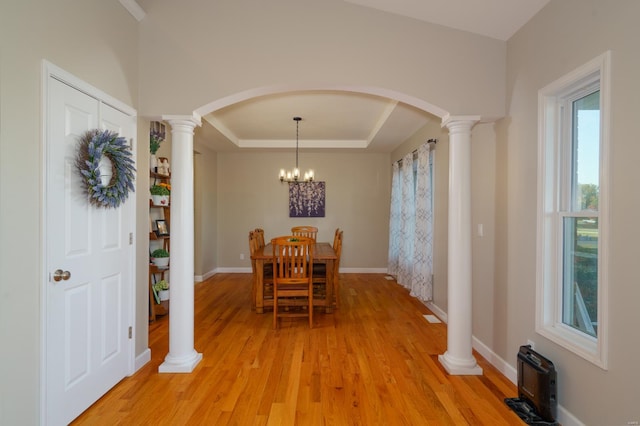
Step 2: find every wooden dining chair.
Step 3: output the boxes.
[332,230,343,307]
[313,228,343,307]
[249,230,273,310]
[254,228,265,248]
[271,236,315,328]
[291,226,318,241]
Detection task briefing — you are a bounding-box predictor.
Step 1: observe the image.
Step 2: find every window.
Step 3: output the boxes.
[536,52,610,368]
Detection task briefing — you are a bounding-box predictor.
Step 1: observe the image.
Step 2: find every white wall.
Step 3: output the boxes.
[215,151,391,270]
[136,0,506,119]
[6,0,637,424]
[194,134,218,279]
[0,1,140,423]
[499,1,640,424]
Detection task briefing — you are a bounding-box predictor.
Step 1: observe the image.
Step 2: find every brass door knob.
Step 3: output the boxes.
[53,269,71,282]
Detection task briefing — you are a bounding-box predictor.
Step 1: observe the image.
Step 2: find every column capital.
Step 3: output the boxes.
[441,115,481,133]
[162,114,202,131]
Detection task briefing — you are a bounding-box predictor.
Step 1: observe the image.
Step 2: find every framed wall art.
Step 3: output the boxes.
[289,181,325,217]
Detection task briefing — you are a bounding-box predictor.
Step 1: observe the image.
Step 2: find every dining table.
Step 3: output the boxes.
[251,242,337,314]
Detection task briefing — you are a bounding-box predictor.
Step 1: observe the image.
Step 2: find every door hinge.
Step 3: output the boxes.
[128,326,133,339]
[129,233,133,245]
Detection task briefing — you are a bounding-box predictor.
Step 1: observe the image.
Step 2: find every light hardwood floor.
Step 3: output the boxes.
[72,273,521,425]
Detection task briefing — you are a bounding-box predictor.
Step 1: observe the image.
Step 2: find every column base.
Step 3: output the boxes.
[159,350,203,373]
[438,352,483,376]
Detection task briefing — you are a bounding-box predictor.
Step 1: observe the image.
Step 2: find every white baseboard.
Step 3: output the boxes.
[194,269,218,283]
[424,301,448,323]
[198,267,387,277]
[337,267,388,273]
[214,267,252,273]
[425,301,582,425]
[556,406,586,426]
[472,336,517,384]
[134,348,151,373]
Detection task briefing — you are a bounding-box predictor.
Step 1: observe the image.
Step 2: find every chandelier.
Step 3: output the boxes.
[279,116,314,183]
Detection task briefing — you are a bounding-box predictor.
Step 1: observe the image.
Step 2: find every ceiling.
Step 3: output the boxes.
[197,0,550,153]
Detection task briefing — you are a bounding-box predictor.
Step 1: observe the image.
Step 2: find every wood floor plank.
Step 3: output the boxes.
[71,273,519,425]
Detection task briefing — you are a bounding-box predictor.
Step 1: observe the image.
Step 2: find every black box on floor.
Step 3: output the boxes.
[504,345,558,425]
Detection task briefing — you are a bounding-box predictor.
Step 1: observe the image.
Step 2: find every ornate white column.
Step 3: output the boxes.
[159,115,203,373]
[438,115,483,375]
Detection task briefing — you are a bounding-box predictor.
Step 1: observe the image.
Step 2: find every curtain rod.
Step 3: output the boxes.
[395,139,437,164]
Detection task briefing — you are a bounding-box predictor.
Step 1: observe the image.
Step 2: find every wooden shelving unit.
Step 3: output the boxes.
[149,169,170,322]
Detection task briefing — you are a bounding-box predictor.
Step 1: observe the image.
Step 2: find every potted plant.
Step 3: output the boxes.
[150,127,165,172]
[153,279,170,301]
[150,183,170,206]
[150,248,170,268]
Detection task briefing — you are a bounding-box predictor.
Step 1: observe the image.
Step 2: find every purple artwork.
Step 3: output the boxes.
[289,181,326,217]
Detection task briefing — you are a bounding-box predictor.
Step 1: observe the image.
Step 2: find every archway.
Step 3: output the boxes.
[159,85,482,376]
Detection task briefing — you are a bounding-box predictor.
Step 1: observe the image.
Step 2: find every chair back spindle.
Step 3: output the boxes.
[291,226,318,241]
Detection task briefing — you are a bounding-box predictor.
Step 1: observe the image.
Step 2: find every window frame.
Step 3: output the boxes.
[536,51,611,369]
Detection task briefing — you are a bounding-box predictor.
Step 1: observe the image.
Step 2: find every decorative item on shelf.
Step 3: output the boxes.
[76,129,136,208]
[279,116,314,183]
[158,157,170,176]
[150,183,170,206]
[153,279,170,302]
[150,248,170,268]
[150,121,166,173]
[155,219,169,237]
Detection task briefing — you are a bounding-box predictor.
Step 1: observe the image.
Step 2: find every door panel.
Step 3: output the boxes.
[46,77,134,425]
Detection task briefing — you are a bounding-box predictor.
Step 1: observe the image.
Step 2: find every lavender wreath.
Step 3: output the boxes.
[76,129,136,208]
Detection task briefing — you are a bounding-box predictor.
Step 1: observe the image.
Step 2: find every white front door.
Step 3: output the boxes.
[45,76,135,425]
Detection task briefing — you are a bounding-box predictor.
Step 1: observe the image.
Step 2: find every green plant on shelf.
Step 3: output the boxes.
[151,248,169,258]
[150,129,165,155]
[153,279,169,292]
[150,184,170,196]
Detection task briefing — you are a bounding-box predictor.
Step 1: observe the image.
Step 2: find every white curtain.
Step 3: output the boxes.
[387,162,401,276]
[410,143,433,301]
[387,142,434,302]
[397,152,415,288]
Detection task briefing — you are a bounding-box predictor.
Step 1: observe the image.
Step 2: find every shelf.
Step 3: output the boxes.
[149,232,170,241]
[151,171,171,180]
[149,200,170,208]
[149,168,170,323]
[149,264,170,274]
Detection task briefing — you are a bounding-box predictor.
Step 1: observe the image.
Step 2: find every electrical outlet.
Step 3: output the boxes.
[240,253,245,260]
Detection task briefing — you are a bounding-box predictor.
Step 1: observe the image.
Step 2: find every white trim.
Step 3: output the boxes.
[556,406,587,426]
[472,335,584,426]
[44,62,136,116]
[134,349,152,373]
[208,267,388,275]
[194,84,449,120]
[535,51,611,369]
[119,0,146,21]
[340,267,388,273]
[427,302,586,424]
[194,269,218,282]
[214,267,253,274]
[472,336,517,383]
[425,301,447,323]
[40,60,138,423]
